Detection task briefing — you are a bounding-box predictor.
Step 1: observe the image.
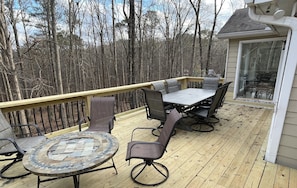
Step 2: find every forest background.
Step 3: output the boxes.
[0,0,245,102]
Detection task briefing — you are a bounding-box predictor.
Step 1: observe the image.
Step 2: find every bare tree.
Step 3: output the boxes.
[112,0,119,86]
[136,0,143,83]
[205,0,225,74]
[123,0,136,109]
[0,0,27,126]
[0,0,236,103]
[189,0,202,76]
[50,0,68,127]
[67,0,77,92]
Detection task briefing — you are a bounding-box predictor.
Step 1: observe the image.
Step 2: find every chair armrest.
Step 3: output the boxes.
[0,137,25,155]
[78,116,90,131]
[12,124,44,136]
[130,127,157,141]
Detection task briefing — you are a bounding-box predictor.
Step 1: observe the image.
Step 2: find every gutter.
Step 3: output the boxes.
[247,4,297,163]
[217,29,275,39]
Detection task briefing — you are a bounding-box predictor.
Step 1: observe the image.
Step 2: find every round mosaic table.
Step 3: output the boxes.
[23,131,119,188]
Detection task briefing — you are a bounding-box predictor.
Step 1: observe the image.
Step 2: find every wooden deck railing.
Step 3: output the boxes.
[0,77,224,136]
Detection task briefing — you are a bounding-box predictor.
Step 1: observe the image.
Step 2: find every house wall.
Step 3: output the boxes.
[226,37,297,169]
[225,39,240,93]
[277,74,297,168]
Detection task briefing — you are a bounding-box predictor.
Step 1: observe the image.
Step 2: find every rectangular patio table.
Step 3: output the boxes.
[163,88,215,111]
[163,88,216,131]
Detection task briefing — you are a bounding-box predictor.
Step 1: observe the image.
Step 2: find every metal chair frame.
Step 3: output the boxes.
[126,109,182,186]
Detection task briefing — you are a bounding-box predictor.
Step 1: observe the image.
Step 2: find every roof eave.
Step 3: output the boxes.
[217,30,276,39]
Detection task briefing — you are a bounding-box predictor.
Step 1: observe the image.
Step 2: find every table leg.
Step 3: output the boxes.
[73,175,80,188]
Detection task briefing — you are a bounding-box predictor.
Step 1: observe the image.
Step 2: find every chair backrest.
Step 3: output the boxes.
[152,81,167,95]
[157,109,181,152]
[89,97,115,132]
[202,77,220,90]
[207,86,225,118]
[166,78,180,93]
[217,81,232,108]
[0,111,15,151]
[142,89,167,122]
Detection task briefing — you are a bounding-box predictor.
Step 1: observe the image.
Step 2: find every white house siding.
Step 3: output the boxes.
[277,73,297,168]
[225,39,240,92]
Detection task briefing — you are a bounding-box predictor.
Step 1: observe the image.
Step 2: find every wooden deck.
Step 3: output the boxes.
[1,103,297,188]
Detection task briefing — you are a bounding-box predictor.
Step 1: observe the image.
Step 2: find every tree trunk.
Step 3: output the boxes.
[206,0,225,74]
[112,0,119,86]
[0,0,27,128]
[189,0,201,76]
[137,0,143,83]
[50,0,67,127]
[127,0,136,108]
[68,0,76,92]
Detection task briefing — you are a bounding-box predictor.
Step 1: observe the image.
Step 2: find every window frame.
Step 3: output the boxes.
[234,37,286,103]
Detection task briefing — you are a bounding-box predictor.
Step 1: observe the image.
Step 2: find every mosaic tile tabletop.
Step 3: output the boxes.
[23,131,119,177]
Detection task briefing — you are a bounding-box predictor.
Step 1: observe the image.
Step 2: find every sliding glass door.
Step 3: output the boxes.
[236,39,284,101]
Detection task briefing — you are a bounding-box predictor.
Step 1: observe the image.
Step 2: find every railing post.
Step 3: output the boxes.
[179,78,188,89]
[85,96,92,118]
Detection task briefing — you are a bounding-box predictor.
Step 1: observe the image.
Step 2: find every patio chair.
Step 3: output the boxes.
[78,96,118,174]
[187,85,225,132]
[217,81,232,109]
[78,96,116,133]
[202,77,220,90]
[0,111,46,179]
[142,89,175,136]
[152,81,174,109]
[125,109,182,186]
[152,81,167,95]
[199,77,221,106]
[165,78,180,93]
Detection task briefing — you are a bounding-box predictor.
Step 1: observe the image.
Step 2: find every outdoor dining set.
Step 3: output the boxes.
[0,77,231,187]
[143,78,231,133]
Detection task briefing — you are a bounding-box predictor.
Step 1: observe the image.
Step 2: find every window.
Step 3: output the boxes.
[236,39,283,100]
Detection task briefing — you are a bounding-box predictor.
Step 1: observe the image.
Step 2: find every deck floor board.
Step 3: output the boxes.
[1,103,296,188]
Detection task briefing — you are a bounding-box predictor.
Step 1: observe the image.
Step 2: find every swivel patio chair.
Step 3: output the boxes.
[199,77,221,106]
[199,81,232,109]
[142,89,175,136]
[165,78,180,93]
[152,81,174,110]
[0,111,46,179]
[78,96,118,174]
[202,77,220,90]
[152,81,167,95]
[217,81,232,109]
[187,85,225,132]
[78,96,116,133]
[126,109,182,186]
